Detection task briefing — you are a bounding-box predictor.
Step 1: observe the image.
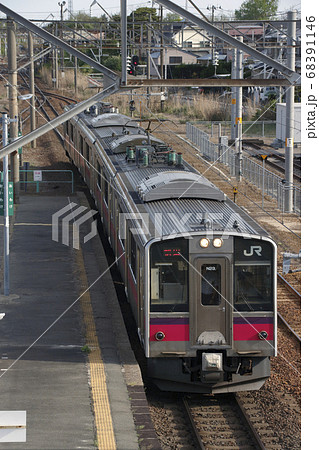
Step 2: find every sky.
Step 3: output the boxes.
[0,0,301,21]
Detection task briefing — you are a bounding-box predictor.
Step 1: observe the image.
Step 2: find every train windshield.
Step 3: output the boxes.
[150,238,189,312]
[234,238,274,312]
[234,264,272,311]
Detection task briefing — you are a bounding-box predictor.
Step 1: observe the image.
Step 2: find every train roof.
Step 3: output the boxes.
[72,106,270,241]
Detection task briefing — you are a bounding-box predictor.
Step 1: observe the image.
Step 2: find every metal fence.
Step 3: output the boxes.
[186,122,301,215]
[1,170,74,194]
[210,120,277,139]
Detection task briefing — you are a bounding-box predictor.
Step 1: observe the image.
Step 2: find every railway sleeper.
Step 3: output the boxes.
[205,441,257,449]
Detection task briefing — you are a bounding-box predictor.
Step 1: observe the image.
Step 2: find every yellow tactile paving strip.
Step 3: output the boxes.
[76,249,117,450]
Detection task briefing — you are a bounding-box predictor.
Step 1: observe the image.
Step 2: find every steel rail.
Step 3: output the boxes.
[243,143,301,183]
[182,397,208,450]
[235,395,267,450]
[243,147,301,183]
[276,273,301,343]
[39,91,76,104]
[183,395,267,449]
[277,273,301,300]
[277,312,301,343]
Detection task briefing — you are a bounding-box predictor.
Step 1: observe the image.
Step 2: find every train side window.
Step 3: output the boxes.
[70,123,74,142]
[80,135,84,156]
[129,232,137,279]
[96,161,101,189]
[201,264,221,306]
[118,207,125,248]
[150,238,188,312]
[85,143,90,166]
[104,177,108,205]
[110,188,113,219]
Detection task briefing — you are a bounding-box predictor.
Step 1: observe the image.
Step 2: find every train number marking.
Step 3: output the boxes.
[243,246,262,257]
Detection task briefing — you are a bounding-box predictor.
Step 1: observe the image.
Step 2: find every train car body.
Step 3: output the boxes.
[63,103,277,394]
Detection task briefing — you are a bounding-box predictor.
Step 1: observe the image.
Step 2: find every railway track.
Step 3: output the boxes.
[19,72,76,144]
[183,394,281,449]
[244,143,301,183]
[38,89,76,104]
[277,274,301,343]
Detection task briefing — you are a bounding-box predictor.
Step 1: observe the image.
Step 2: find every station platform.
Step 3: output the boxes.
[0,193,160,449]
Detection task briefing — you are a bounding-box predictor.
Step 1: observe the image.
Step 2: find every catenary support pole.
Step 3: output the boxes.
[236,36,243,182]
[28,31,36,148]
[73,24,78,95]
[147,15,151,108]
[2,113,10,295]
[121,0,127,85]
[231,48,237,140]
[285,10,296,212]
[7,16,19,203]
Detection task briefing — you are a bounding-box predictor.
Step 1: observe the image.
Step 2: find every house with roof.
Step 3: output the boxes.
[149,46,198,77]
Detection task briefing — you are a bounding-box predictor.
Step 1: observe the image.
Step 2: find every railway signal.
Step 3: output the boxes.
[126,56,134,75]
[132,55,139,73]
[213,50,219,66]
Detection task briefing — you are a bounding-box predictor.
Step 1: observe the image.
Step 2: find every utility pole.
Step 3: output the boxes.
[231,48,237,140]
[59,1,66,74]
[284,10,296,213]
[235,36,243,182]
[73,23,78,95]
[28,31,36,147]
[160,6,164,80]
[7,16,19,203]
[121,0,127,85]
[147,14,151,108]
[2,113,9,295]
[53,22,59,89]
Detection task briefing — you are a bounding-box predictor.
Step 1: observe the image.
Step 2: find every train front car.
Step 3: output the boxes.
[63,104,276,394]
[145,202,276,394]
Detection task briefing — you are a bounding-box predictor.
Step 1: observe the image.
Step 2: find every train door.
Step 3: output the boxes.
[138,252,145,345]
[192,258,229,345]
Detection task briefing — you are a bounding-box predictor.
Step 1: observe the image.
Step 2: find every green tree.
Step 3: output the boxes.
[128,7,158,23]
[235,0,278,20]
[64,11,101,29]
[163,13,182,22]
[101,55,121,72]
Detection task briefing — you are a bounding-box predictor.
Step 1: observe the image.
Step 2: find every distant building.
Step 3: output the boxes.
[150,47,198,77]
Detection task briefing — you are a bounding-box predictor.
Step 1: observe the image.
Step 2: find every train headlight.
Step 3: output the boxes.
[155,331,165,341]
[213,238,223,248]
[258,330,268,340]
[199,238,210,248]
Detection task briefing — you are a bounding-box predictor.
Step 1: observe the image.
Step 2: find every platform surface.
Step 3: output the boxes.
[0,194,141,449]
